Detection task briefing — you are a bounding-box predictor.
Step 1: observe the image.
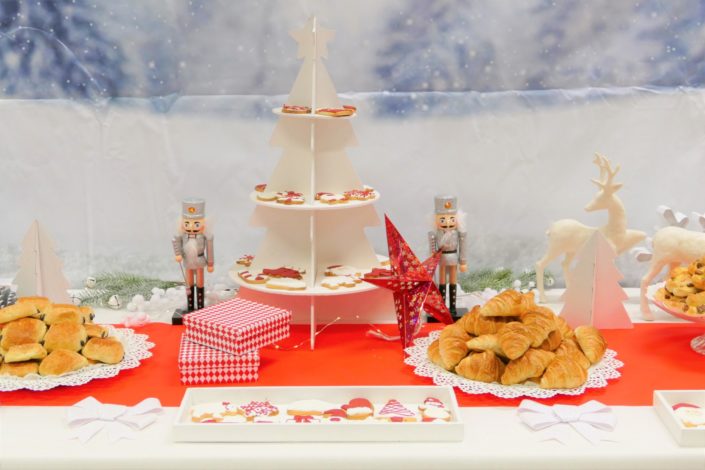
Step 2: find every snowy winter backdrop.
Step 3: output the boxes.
[1,0,705,289]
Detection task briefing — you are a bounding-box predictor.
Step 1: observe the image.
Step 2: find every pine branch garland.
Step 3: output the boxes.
[75,272,182,307]
[459,268,553,293]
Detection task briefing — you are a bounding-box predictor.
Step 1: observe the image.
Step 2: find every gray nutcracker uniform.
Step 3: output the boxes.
[429,229,467,268]
[172,233,214,270]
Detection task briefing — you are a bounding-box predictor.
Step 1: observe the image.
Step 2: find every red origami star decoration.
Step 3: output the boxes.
[363,215,453,348]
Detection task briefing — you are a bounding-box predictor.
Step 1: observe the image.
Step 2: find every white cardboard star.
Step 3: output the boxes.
[290,16,334,60]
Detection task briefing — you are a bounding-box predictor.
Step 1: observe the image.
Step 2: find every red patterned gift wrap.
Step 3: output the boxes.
[183,297,292,355]
[178,335,259,384]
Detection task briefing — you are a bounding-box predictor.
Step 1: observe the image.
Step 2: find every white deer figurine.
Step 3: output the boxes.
[536,154,646,303]
[640,226,705,320]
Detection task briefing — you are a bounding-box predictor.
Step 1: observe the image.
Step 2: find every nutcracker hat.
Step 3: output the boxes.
[182,198,206,219]
[434,195,457,215]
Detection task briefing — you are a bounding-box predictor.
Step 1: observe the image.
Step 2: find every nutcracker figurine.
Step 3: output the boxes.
[429,195,467,319]
[172,198,214,325]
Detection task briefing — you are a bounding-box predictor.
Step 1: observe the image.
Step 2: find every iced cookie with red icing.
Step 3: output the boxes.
[376,399,417,422]
[276,191,305,205]
[419,397,451,422]
[241,400,279,421]
[238,270,268,285]
[254,183,267,193]
[262,267,304,280]
[672,404,705,428]
[364,267,393,279]
[323,408,348,422]
[341,398,374,420]
[236,254,254,267]
[316,192,349,205]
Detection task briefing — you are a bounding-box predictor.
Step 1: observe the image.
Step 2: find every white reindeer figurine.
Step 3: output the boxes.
[640,226,705,320]
[536,154,646,303]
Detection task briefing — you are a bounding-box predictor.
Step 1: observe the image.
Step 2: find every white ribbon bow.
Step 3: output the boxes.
[518,399,617,445]
[67,396,162,443]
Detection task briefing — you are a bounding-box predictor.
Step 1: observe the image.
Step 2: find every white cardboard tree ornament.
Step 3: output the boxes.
[13,220,72,303]
[560,230,633,329]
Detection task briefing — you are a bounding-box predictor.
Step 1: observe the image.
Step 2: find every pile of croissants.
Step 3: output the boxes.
[428,290,607,389]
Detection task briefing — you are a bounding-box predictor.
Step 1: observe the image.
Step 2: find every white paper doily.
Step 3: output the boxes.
[0,327,154,392]
[404,330,623,399]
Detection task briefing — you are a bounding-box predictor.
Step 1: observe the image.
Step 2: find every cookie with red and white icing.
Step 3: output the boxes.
[262,267,303,280]
[316,192,349,205]
[276,191,305,205]
[190,401,240,423]
[324,265,364,278]
[238,269,268,284]
[674,406,705,428]
[418,397,451,422]
[256,191,278,202]
[376,399,417,422]
[315,107,354,117]
[236,254,254,267]
[364,267,393,279]
[341,398,374,420]
[286,399,333,416]
[321,276,358,290]
[323,408,348,422]
[254,183,267,193]
[282,104,311,114]
[265,277,307,291]
[344,188,376,201]
[241,400,279,420]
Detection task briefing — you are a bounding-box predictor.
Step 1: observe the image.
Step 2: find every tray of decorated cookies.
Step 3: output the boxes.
[405,290,623,399]
[649,257,705,323]
[0,297,154,391]
[174,385,463,442]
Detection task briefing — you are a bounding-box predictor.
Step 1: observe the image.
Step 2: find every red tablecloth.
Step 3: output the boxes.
[1,323,703,407]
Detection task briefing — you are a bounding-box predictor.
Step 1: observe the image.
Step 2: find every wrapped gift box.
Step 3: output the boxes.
[183,297,291,355]
[178,335,259,384]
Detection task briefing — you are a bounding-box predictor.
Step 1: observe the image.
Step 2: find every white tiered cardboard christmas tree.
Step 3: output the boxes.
[13,220,72,303]
[560,230,633,329]
[232,18,387,347]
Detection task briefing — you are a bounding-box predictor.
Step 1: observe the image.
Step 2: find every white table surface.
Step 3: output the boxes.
[1,288,703,469]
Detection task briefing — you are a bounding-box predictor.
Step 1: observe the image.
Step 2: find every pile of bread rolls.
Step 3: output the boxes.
[428,290,607,389]
[0,297,124,377]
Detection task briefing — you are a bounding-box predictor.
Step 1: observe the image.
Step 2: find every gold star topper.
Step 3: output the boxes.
[290,16,335,60]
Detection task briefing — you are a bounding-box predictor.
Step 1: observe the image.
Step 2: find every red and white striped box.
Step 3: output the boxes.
[178,335,259,384]
[183,297,291,355]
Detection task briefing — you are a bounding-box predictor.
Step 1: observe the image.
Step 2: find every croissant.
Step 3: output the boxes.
[540,355,588,389]
[539,329,563,351]
[497,322,532,360]
[458,307,512,336]
[574,325,607,364]
[501,348,555,385]
[554,315,574,340]
[427,339,445,369]
[479,290,535,317]
[465,334,507,359]
[455,350,505,383]
[520,310,556,347]
[438,324,470,370]
[555,338,591,370]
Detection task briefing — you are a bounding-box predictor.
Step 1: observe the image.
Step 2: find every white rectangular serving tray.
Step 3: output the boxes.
[173,385,464,442]
[653,390,705,447]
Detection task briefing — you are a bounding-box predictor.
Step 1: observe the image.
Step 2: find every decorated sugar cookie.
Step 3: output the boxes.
[323,408,347,422]
[316,192,349,205]
[236,254,254,267]
[238,270,268,285]
[276,191,305,205]
[364,267,392,279]
[377,399,417,423]
[241,400,279,420]
[282,104,311,114]
[286,399,333,416]
[324,265,363,278]
[265,277,307,291]
[321,276,358,290]
[254,183,267,193]
[262,267,304,280]
[256,191,278,202]
[341,398,374,420]
[418,397,451,422]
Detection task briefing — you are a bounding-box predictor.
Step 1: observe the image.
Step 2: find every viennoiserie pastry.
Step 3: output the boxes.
[38,349,89,376]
